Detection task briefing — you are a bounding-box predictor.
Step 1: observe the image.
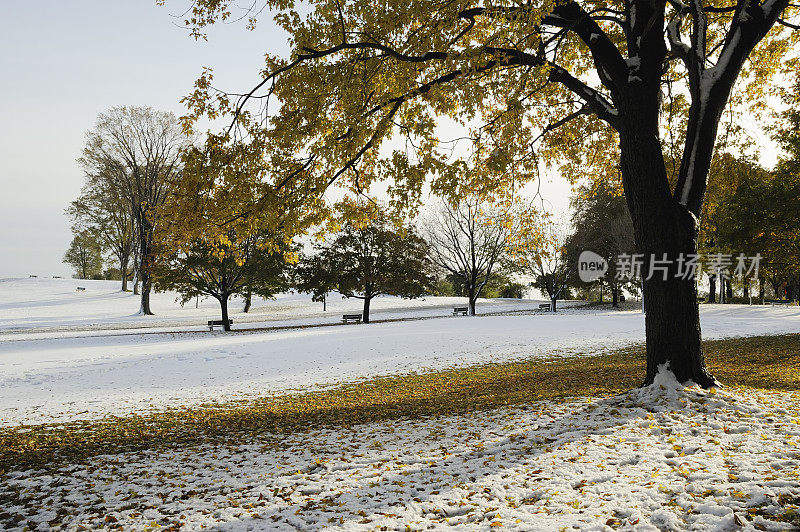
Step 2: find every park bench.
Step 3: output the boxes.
[342,313,363,324]
[539,303,551,311]
[76,287,86,291]
[453,306,468,316]
[764,299,793,306]
[207,319,233,331]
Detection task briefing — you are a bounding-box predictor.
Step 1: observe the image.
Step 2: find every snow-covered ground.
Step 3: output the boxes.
[0,277,550,337]
[2,370,798,531]
[0,278,798,426]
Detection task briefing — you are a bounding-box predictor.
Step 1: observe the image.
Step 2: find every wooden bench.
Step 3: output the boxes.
[453,306,468,316]
[539,303,551,311]
[342,314,363,324]
[76,287,86,291]
[764,299,793,306]
[208,319,233,331]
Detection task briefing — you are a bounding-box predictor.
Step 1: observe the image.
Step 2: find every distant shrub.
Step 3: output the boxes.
[500,282,525,299]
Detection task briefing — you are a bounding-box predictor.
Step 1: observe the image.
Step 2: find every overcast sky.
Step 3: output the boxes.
[0,2,780,279]
[0,2,286,278]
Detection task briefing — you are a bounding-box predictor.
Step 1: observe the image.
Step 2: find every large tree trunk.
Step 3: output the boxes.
[619,124,716,387]
[707,274,717,303]
[611,285,619,308]
[467,286,477,316]
[120,255,129,292]
[219,294,231,331]
[139,273,153,315]
[362,295,371,323]
[138,220,154,315]
[243,289,252,313]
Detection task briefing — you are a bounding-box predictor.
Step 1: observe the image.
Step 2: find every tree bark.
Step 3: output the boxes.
[550,296,557,313]
[120,255,129,292]
[138,219,154,315]
[707,274,717,303]
[619,123,715,387]
[612,286,619,308]
[467,286,477,316]
[219,294,231,331]
[243,290,252,313]
[362,295,371,323]
[139,273,153,315]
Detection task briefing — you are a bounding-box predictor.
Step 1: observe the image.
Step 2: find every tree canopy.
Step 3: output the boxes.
[175,0,798,209]
[168,0,800,385]
[63,232,103,280]
[296,212,433,323]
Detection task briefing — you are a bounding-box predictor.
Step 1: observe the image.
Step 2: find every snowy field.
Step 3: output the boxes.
[0,277,549,337]
[0,278,798,426]
[2,370,798,531]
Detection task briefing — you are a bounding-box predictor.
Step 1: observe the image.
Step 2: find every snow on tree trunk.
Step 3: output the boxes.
[619,126,716,387]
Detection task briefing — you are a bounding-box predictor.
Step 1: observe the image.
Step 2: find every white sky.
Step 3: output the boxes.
[0,2,782,278]
[0,2,287,278]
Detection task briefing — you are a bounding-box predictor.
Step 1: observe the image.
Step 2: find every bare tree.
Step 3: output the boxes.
[79,107,187,314]
[529,222,573,313]
[425,197,510,315]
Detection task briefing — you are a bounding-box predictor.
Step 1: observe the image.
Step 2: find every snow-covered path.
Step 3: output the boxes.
[0,299,798,425]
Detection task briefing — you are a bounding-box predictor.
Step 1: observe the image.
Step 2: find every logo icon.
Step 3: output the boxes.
[578,250,608,282]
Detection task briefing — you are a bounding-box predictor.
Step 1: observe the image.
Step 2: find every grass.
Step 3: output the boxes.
[0,333,797,472]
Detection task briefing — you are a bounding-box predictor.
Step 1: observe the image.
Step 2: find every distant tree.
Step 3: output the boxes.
[66,168,137,292]
[154,232,291,331]
[445,270,514,299]
[294,251,337,311]
[699,154,765,303]
[425,197,512,316]
[79,106,187,315]
[565,181,636,307]
[714,169,800,302]
[297,216,433,323]
[768,75,800,300]
[499,281,526,299]
[516,221,573,312]
[63,231,103,280]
